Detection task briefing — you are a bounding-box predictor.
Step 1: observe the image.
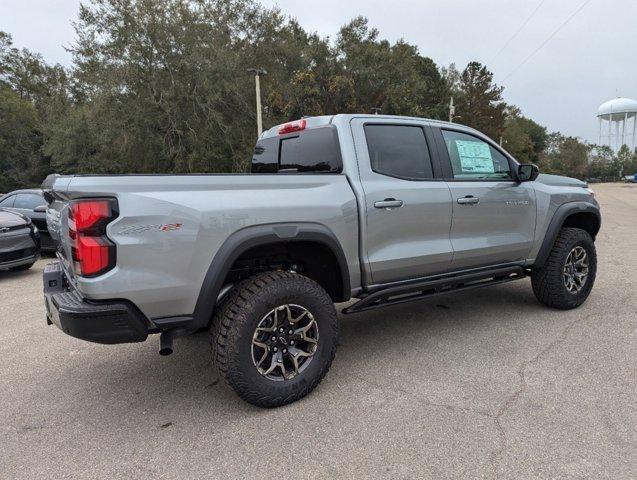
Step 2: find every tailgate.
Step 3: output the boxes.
[46,199,64,245]
[42,175,74,274]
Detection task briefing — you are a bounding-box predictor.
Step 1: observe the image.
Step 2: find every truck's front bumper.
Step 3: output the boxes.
[44,262,149,344]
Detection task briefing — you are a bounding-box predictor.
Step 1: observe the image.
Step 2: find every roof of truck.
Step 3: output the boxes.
[261,114,476,139]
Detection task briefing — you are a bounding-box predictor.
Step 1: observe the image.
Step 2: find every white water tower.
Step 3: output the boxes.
[597,97,637,152]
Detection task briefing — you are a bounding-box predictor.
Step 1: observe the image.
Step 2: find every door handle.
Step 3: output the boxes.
[457,195,480,205]
[374,198,404,209]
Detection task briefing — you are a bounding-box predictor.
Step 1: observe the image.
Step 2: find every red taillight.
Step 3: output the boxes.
[69,199,117,277]
[278,119,306,135]
[70,200,112,233]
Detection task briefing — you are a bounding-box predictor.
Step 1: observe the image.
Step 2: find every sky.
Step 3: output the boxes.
[1,0,634,144]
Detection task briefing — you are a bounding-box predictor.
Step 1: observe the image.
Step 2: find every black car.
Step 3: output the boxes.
[0,209,40,271]
[0,189,55,251]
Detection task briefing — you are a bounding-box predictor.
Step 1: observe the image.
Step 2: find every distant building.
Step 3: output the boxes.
[597,98,637,152]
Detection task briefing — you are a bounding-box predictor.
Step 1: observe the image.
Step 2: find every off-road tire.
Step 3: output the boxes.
[211,271,338,408]
[9,262,35,272]
[531,227,597,310]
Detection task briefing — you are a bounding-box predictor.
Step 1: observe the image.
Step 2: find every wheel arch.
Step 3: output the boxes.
[193,223,351,327]
[534,202,601,268]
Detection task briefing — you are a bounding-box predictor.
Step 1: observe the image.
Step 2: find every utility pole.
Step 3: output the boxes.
[247,68,267,136]
[448,97,455,123]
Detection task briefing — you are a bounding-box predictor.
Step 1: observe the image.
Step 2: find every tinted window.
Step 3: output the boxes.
[251,137,279,173]
[14,193,45,209]
[0,195,15,207]
[280,127,341,173]
[251,126,342,174]
[441,130,512,180]
[364,125,434,180]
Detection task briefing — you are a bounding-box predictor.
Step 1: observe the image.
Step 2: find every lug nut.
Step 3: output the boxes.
[271,336,276,341]
[288,329,294,335]
[282,348,287,354]
[290,340,295,345]
[273,347,278,352]
[279,327,284,333]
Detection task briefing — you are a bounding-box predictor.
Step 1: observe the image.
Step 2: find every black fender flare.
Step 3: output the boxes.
[534,201,601,268]
[192,222,351,327]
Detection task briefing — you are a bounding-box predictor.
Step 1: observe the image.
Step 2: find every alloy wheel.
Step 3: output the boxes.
[563,246,589,293]
[251,304,319,381]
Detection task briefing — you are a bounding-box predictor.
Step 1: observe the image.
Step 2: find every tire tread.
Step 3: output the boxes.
[531,227,596,310]
[210,271,338,408]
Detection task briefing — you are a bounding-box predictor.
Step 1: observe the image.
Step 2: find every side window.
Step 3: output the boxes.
[14,193,45,210]
[364,125,434,180]
[0,195,15,208]
[441,130,512,180]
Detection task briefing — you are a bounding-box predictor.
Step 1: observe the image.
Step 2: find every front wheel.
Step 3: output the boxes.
[531,227,597,310]
[211,271,338,407]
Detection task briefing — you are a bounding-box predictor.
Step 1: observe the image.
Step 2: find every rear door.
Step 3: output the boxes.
[351,118,454,285]
[432,127,536,269]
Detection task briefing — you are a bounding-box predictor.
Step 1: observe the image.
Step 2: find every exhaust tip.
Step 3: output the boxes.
[159,346,173,356]
[159,331,174,356]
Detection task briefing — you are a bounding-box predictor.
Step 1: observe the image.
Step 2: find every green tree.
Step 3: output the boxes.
[539,133,589,179]
[333,17,448,119]
[0,2,590,186]
[1,30,71,188]
[446,61,506,141]
[62,0,349,173]
[501,106,547,164]
[47,8,452,175]
[587,145,615,179]
[614,144,632,178]
[0,86,42,191]
[625,148,637,177]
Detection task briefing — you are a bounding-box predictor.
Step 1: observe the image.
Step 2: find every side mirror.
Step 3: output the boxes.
[517,164,539,182]
[34,205,47,213]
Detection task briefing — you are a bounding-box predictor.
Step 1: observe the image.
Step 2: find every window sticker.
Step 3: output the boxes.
[455,140,494,174]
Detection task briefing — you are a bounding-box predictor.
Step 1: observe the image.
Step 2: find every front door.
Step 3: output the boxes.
[11,193,48,232]
[351,119,454,285]
[434,128,536,269]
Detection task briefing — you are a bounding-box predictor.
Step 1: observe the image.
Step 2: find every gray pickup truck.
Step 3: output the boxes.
[42,114,601,407]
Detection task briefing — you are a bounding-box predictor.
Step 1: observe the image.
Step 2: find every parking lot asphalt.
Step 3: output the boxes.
[1,183,635,480]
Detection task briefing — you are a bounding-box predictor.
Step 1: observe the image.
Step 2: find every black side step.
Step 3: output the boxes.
[342,266,526,314]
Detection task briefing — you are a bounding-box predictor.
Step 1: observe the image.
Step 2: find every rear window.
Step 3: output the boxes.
[251,126,342,174]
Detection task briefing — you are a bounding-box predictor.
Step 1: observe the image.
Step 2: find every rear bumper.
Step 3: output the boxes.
[44,262,149,344]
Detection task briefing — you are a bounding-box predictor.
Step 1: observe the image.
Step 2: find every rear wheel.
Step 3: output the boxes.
[211,271,338,407]
[531,227,597,310]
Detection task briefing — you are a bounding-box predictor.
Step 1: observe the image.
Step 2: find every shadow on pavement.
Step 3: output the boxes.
[41,281,549,418]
